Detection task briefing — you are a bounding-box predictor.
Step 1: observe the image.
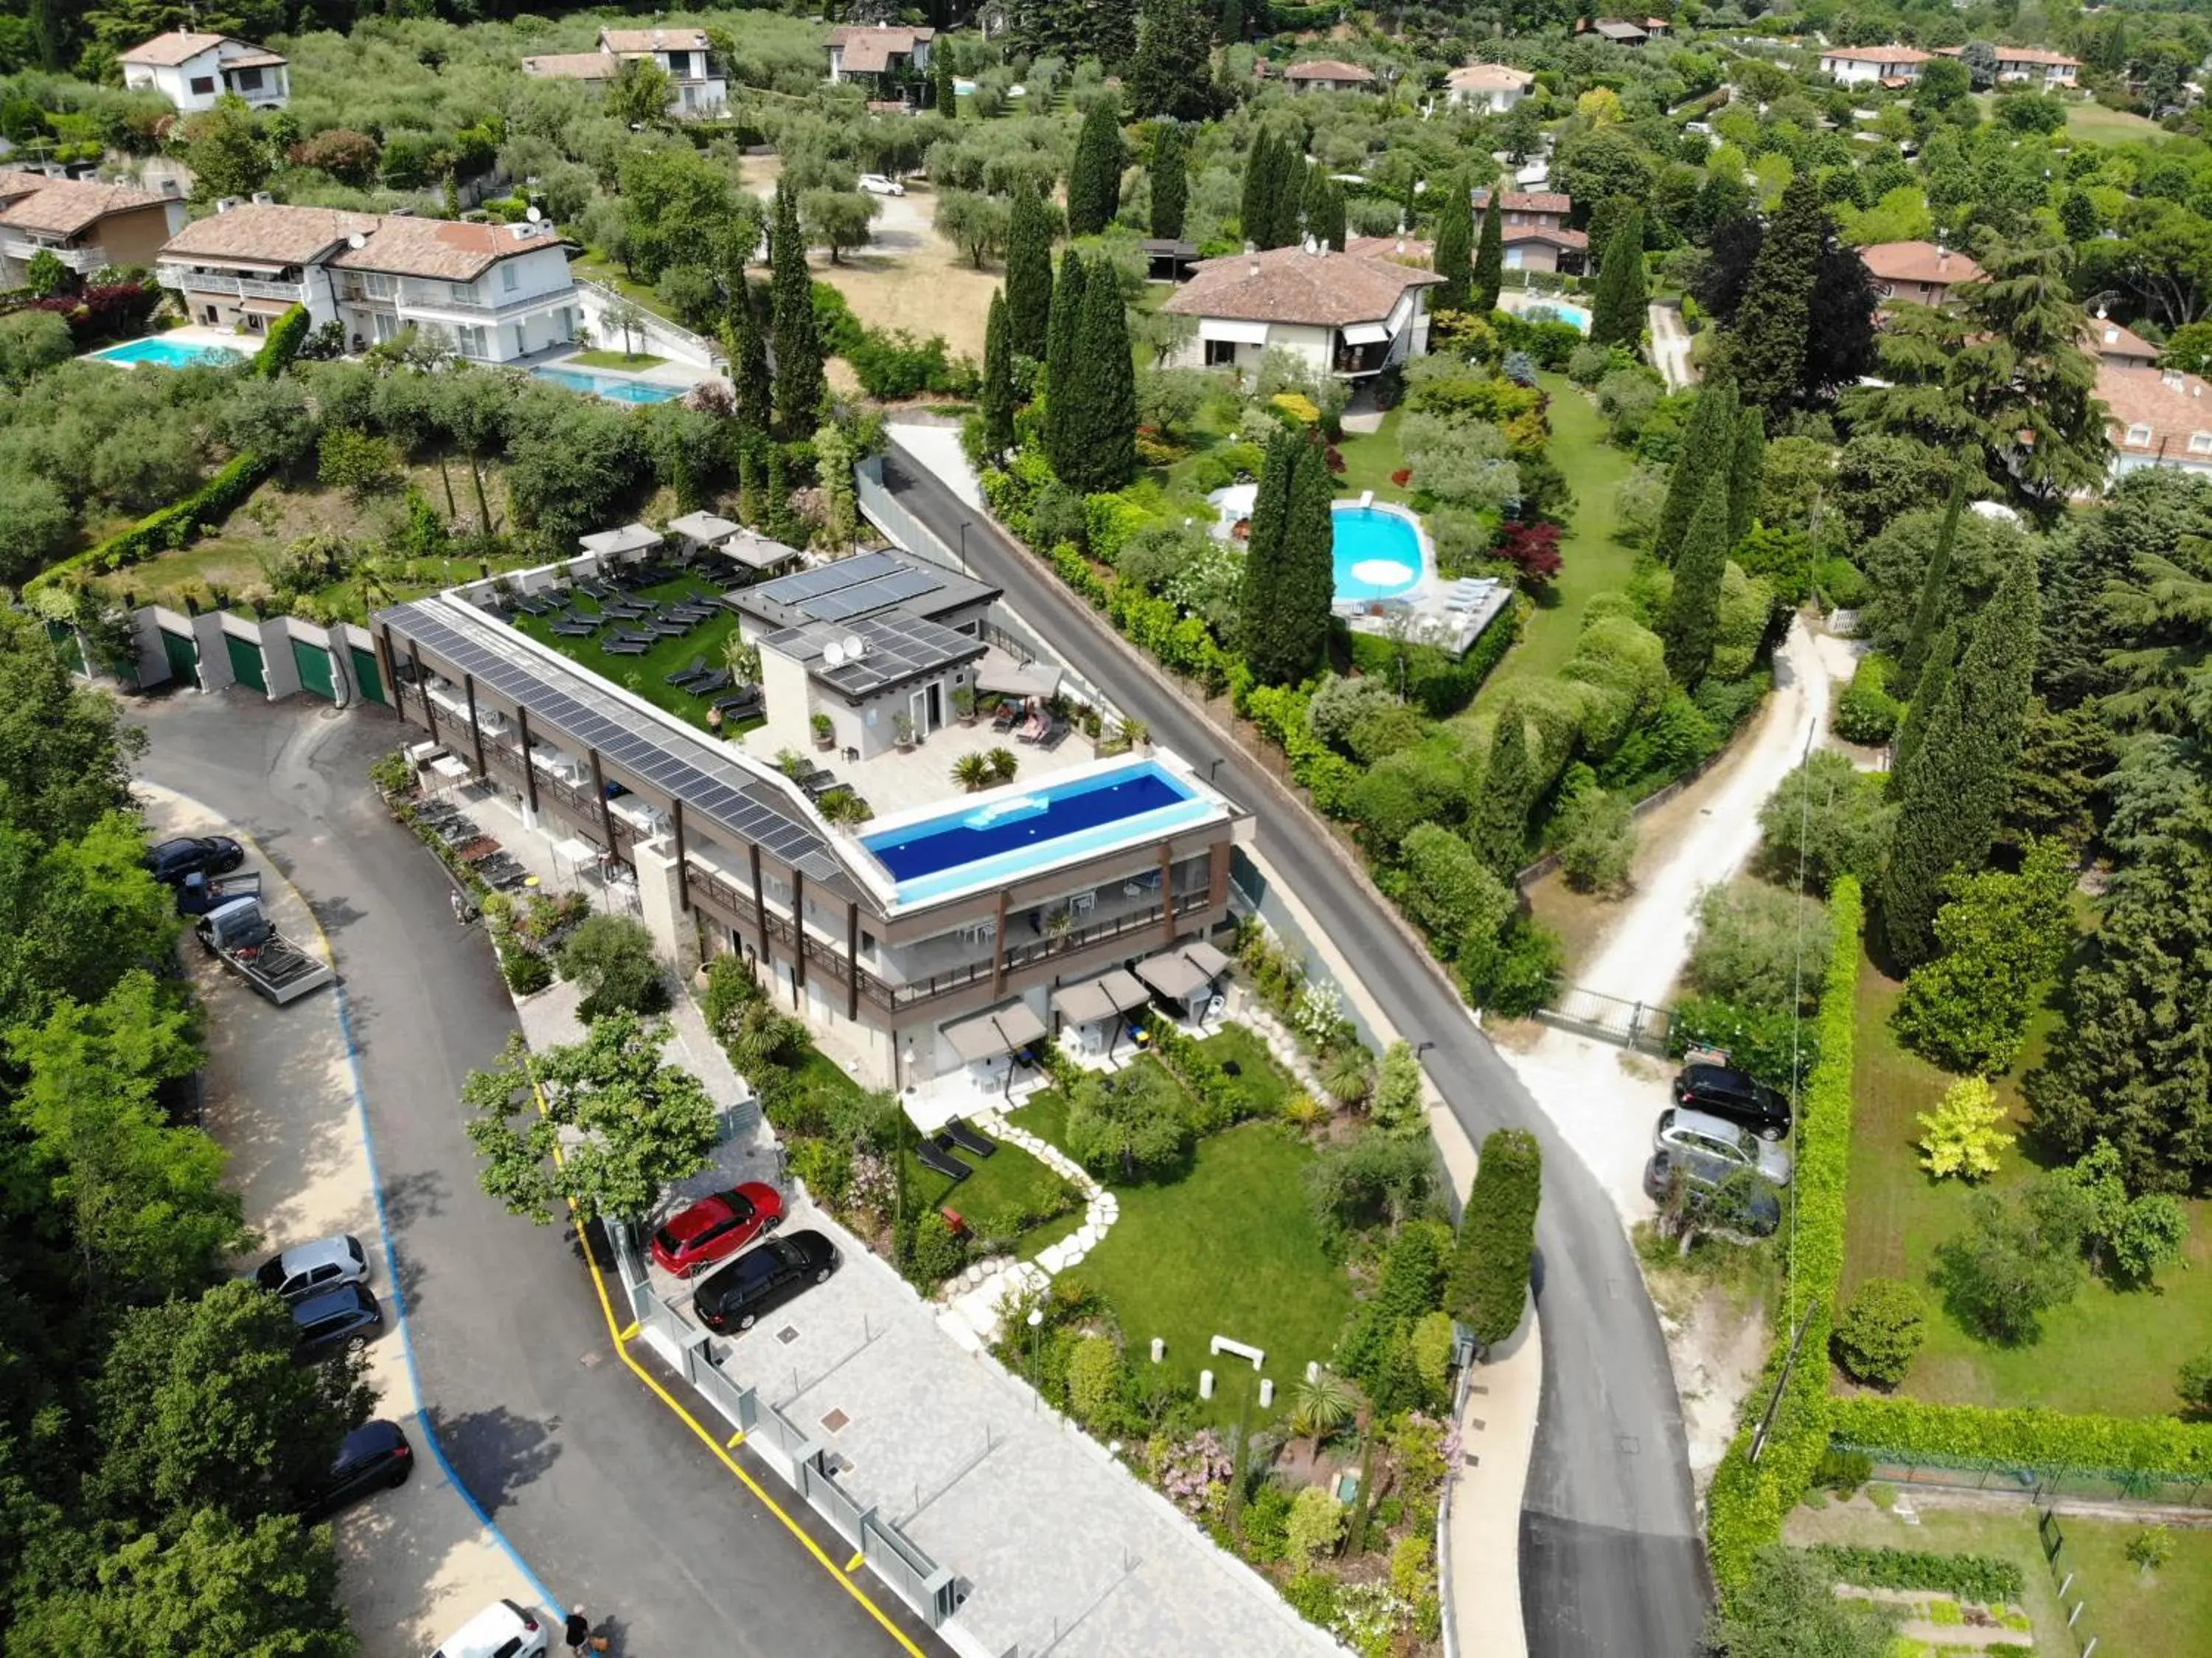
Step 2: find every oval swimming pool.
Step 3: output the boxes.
[1331,504,1425,603]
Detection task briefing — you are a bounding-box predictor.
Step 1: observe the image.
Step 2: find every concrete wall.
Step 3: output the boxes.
[576,277,722,370]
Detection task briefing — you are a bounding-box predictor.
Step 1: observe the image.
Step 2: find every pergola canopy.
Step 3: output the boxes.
[579,522,662,557]
[667,510,740,544]
[1050,968,1151,1026]
[1133,939,1232,1003]
[942,999,1048,1064]
[975,645,1064,700]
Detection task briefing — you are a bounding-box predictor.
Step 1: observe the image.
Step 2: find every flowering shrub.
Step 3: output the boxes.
[1292,982,1343,1047]
[1147,1429,1232,1517]
[1494,521,1563,588]
[1330,1580,1415,1657]
[1390,468,1412,487]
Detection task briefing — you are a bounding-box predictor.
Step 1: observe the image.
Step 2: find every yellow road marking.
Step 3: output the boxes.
[728,1430,746,1448]
[847,1550,866,1572]
[615,1320,639,1342]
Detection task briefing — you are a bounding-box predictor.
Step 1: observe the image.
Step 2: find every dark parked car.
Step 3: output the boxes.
[692,1229,841,1333]
[1671,1062,1791,1141]
[303,1419,412,1521]
[651,1183,786,1277]
[1644,1147,1781,1237]
[292,1282,383,1359]
[145,835,245,885]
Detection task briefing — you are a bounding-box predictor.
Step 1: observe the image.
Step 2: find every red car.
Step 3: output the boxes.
[650,1184,785,1276]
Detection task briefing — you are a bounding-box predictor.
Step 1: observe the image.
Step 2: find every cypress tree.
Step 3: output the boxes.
[768,187,824,440]
[1131,0,1220,122]
[1307,176,1346,252]
[1897,469,1967,694]
[1043,250,1088,477]
[1059,262,1138,493]
[933,51,956,119]
[1273,430,1335,680]
[1652,381,1738,563]
[1725,172,1826,420]
[1473,710,1537,877]
[1889,622,1955,791]
[1149,123,1189,240]
[736,430,766,527]
[1659,472,1730,685]
[720,276,771,441]
[1433,170,1475,312]
[1725,403,1765,552]
[1004,182,1057,361]
[981,290,1016,458]
[1239,428,1296,672]
[1882,552,2042,968]
[1587,207,1646,348]
[1240,131,1279,248]
[1472,180,1504,313]
[1066,99,1124,239]
[1093,0,1139,71]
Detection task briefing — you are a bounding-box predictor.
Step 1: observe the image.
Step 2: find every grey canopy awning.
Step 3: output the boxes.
[942,999,1048,1064]
[975,645,1064,700]
[579,522,662,556]
[717,531,804,570]
[667,511,740,544]
[1051,968,1152,1026]
[1135,940,1232,1003]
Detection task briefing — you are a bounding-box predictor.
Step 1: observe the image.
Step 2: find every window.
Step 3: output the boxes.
[364,272,393,299]
[1203,338,1239,367]
[500,261,518,293]
[189,75,215,94]
[233,66,262,91]
[2126,423,2154,448]
[456,325,487,358]
[2192,432,2212,455]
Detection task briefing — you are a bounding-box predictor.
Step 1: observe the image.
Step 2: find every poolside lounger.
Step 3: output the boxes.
[712,696,763,721]
[603,640,650,656]
[552,621,597,637]
[940,1120,997,1159]
[992,703,1020,732]
[649,620,693,639]
[1015,711,1048,742]
[687,669,734,697]
[664,656,709,685]
[798,769,837,799]
[915,1141,971,1183]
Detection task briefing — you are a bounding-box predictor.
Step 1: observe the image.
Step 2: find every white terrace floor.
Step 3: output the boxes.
[733,715,1102,820]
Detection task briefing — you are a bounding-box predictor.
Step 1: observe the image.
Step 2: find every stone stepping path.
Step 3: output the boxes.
[931,1111,1119,1348]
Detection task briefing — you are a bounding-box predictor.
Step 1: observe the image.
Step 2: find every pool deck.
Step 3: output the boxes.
[732,713,1099,825]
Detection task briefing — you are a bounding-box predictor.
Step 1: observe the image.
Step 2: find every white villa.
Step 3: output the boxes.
[1444,63,1537,111]
[521,27,727,115]
[1161,243,1443,381]
[119,31,288,112]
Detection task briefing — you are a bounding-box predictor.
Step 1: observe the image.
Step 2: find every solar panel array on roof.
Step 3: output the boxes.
[804,563,945,622]
[378,598,849,889]
[768,611,981,698]
[754,550,902,606]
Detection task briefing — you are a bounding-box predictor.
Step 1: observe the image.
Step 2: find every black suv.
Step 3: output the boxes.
[1671,1063,1791,1141]
[692,1230,841,1334]
[145,835,245,885]
[302,1419,412,1521]
[292,1283,383,1359]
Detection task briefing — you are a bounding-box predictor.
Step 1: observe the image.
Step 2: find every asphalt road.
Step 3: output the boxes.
[879,443,1712,1658]
[131,693,936,1658]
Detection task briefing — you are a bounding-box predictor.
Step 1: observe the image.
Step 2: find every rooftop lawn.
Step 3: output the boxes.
[507,573,761,738]
[1840,957,2212,1418]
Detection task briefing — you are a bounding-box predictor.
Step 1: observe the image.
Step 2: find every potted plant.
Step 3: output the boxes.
[894,712,917,750]
[810,711,835,750]
[952,752,992,792]
[953,684,978,725]
[1046,909,1074,943]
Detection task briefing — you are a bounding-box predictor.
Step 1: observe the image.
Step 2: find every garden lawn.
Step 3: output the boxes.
[570,348,667,371]
[1476,373,1635,706]
[1840,958,2212,1418]
[1332,409,1411,504]
[905,1135,1081,1249]
[2065,102,2163,143]
[1195,1024,1298,1117]
[509,574,759,737]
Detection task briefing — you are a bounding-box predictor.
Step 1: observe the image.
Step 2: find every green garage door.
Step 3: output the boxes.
[224,632,266,693]
[291,638,337,701]
[161,628,200,690]
[350,645,386,705]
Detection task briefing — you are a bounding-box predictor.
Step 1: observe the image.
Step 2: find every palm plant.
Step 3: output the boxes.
[952,752,992,791]
[1288,1368,1357,1457]
[986,746,1019,784]
[722,634,762,684]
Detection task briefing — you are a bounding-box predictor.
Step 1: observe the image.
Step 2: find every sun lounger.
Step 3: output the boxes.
[603,640,650,656]
[1015,711,1048,742]
[712,693,763,719]
[941,1119,997,1159]
[552,621,597,637]
[992,703,1020,732]
[915,1141,971,1183]
[664,656,709,685]
[686,669,733,697]
[649,619,693,638]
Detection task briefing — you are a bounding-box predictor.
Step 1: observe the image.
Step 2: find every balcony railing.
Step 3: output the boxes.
[395,280,578,319]
[1,238,100,272]
[156,265,305,303]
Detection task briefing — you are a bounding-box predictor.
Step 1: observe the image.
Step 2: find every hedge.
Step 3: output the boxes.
[1448,1127,1543,1346]
[1705,875,1863,1601]
[254,302,310,378]
[1800,1544,2024,1606]
[1143,1010,1262,1134]
[1829,1395,2212,1481]
[30,451,274,591]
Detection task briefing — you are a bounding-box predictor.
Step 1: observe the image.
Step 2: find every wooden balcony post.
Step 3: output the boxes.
[992,889,1009,994]
[515,705,538,814]
[587,746,614,849]
[1159,845,1175,943]
[462,672,487,777]
[672,799,689,914]
[748,844,768,957]
[846,900,860,1021]
[791,870,807,990]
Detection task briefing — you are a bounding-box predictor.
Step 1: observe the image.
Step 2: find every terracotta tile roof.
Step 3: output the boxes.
[2100,361,2212,453]
[162,204,379,267]
[599,27,712,53]
[1163,244,1441,327]
[1472,188,1573,215]
[1506,225,1589,249]
[1346,234,1434,266]
[1284,59,1376,82]
[1820,44,1933,64]
[2088,318,2157,362]
[1447,63,1535,89]
[0,176,169,237]
[521,51,619,81]
[1859,240,1984,287]
[328,217,565,281]
[118,30,261,66]
[1590,20,1650,39]
[1993,46,2081,66]
[222,49,287,69]
[830,24,933,74]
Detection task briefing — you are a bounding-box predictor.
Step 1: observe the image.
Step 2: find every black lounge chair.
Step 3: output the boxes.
[686,669,733,697]
[603,640,650,656]
[992,702,1020,732]
[610,628,658,646]
[649,619,692,638]
[552,620,597,637]
[664,656,709,686]
[915,1141,970,1183]
[941,1119,997,1159]
[797,768,836,799]
[713,691,763,718]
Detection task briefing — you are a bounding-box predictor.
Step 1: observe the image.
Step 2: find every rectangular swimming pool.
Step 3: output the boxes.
[861,760,1219,903]
[91,336,244,369]
[532,365,686,403]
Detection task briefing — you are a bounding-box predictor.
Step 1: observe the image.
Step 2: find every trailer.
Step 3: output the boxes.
[176,870,262,917]
[194,897,335,1006]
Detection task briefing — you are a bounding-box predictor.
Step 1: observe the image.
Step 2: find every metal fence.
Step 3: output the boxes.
[1834,1442,2212,1510]
[2039,1508,2105,1657]
[1534,984,1673,1052]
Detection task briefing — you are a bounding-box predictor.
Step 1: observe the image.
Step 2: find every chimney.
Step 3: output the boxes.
[215,196,237,212]
[159,176,182,198]
[251,190,273,205]
[2165,369,2185,392]
[1245,240,1260,276]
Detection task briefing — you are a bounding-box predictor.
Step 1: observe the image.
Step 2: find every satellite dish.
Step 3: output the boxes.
[842,633,866,660]
[347,232,366,249]
[823,640,846,667]
[526,205,543,223]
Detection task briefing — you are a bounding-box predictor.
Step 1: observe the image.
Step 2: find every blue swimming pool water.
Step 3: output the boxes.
[1332,505,1425,603]
[862,762,1214,899]
[92,337,243,369]
[532,366,686,403]
[1520,300,1593,333]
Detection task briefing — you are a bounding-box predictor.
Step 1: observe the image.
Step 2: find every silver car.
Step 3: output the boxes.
[1655,1106,1792,1186]
[254,1235,371,1303]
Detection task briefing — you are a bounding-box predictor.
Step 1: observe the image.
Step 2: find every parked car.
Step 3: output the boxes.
[292,1282,383,1359]
[650,1183,785,1277]
[254,1235,370,1303]
[692,1229,841,1333]
[1643,1147,1781,1238]
[145,834,245,885]
[1671,1061,1792,1141]
[858,173,905,196]
[429,1599,549,1658]
[1655,1106,1792,1185]
[303,1419,412,1521]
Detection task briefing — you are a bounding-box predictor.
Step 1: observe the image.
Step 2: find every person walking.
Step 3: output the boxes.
[563,1606,591,1657]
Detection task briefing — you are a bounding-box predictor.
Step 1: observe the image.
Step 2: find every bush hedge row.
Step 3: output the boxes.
[1801,1544,2024,1605]
[1142,1010,1264,1134]
[32,450,274,589]
[1448,1127,1542,1347]
[1705,875,1863,1600]
[1829,1395,2212,1480]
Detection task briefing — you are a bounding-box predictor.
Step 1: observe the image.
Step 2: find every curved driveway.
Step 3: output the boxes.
[879,443,1710,1658]
[131,694,933,1658]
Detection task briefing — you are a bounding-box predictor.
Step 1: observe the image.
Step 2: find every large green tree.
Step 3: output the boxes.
[1472,181,1504,313]
[1897,469,1967,696]
[1447,1128,1542,1346]
[1659,473,1731,685]
[981,289,1016,458]
[1651,382,1739,564]
[465,1016,721,1226]
[1472,708,1539,875]
[768,186,825,439]
[1129,0,1217,122]
[1433,172,1475,313]
[1057,265,1138,493]
[0,611,142,844]
[1882,551,2042,967]
[1587,207,1646,348]
[1893,838,2076,1076]
[1238,429,1331,684]
[1241,130,1298,250]
[1004,182,1057,360]
[1148,122,1189,240]
[1726,404,1765,552]
[1065,98,1124,239]
[1720,173,1826,419]
[1043,249,1088,477]
[1706,1547,1898,1658]
[1890,623,1957,787]
[721,275,771,442]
